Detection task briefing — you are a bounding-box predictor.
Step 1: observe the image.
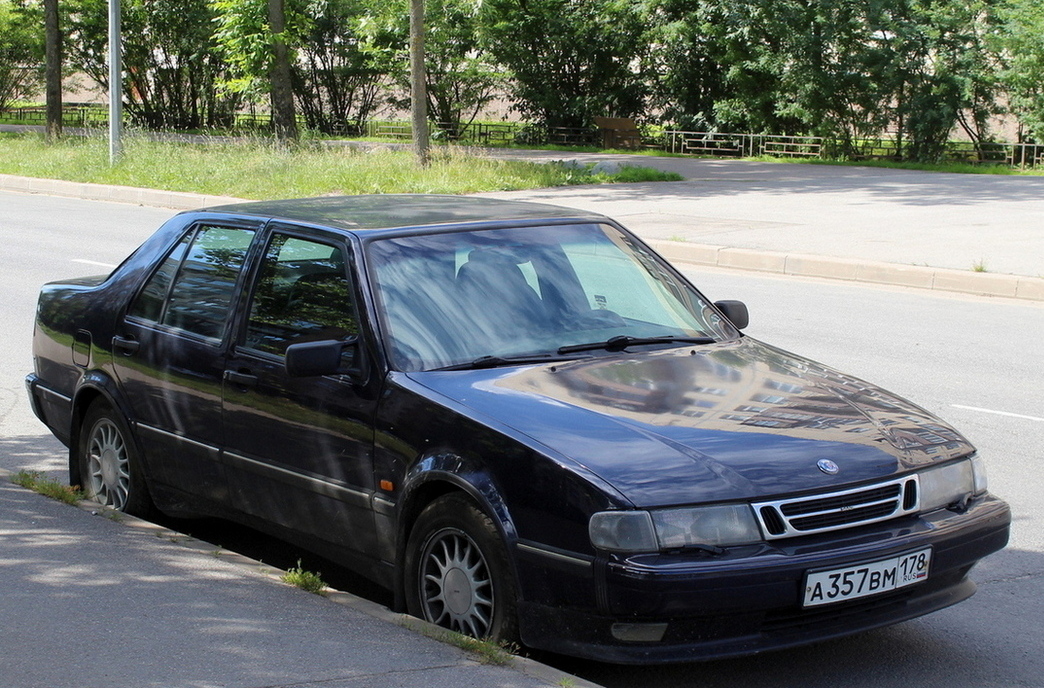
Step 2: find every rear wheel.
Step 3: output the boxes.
[405,493,519,643]
[78,400,154,517]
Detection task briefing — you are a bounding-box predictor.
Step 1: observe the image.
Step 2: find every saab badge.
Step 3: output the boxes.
[817,459,840,475]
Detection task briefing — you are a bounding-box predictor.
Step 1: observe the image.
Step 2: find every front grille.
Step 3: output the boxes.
[753,476,920,540]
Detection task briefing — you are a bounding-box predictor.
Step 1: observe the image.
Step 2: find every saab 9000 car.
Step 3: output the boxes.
[27,195,1010,663]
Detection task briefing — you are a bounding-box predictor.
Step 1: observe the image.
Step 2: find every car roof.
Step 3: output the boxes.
[201,194,608,233]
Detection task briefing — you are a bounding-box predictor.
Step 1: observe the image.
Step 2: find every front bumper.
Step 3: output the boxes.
[517,494,1010,663]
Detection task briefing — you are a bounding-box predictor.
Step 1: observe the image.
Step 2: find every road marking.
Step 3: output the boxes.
[71,259,116,269]
[952,405,1044,423]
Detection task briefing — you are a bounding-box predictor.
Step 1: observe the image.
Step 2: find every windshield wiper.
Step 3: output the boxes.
[435,353,581,371]
[557,334,716,355]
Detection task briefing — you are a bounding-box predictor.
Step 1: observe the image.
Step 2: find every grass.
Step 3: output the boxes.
[281,560,328,595]
[11,470,84,505]
[0,132,680,198]
[972,259,989,272]
[401,619,517,666]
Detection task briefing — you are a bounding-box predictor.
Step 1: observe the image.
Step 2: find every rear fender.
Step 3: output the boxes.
[69,371,142,489]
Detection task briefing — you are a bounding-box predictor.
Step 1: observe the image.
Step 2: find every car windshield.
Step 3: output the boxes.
[367,223,737,371]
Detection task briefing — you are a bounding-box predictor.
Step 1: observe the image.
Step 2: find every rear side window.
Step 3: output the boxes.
[128,224,256,339]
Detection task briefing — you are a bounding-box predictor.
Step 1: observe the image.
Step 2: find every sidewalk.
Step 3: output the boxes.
[482,153,1044,301]
[0,470,593,688]
[1,138,1042,300]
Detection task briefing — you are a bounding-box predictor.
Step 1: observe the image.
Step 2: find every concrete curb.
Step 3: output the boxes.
[0,173,244,210]
[650,240,1044,302]
[1,468,601,688]
[3,172,1041,302]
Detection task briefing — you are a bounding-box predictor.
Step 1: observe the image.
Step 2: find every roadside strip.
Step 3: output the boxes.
[4,172,1041,303]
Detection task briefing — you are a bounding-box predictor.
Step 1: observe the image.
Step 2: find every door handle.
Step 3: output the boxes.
[223,369,258,388]
[112,335,139,356]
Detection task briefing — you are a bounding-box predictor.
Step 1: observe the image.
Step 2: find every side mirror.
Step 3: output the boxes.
[714,300,749,330]
[285,336,367,382]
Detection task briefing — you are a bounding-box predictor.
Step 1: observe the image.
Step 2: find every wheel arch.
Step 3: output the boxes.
[392,453,521,611]
[68,371,137,488]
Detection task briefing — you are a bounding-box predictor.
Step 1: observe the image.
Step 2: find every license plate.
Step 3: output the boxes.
[803,548,931,608]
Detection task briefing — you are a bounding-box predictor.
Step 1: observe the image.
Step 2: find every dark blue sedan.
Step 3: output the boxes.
[26,195,1010,663]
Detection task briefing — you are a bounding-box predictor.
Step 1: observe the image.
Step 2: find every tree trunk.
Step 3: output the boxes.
[268,0,298,144]
[44,0,62,141]
[410,0,429,166]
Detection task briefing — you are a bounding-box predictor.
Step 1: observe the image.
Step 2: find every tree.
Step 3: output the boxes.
[293,0,392,135]
[65,0,240,129]
[641,0,728,131]
[358,0,503,140]
[882,0,1002,161]
[479,0,647,130]
[0,0,42,112]
[416,0,503,138]
[217,0,401,138]
[992,0,1044,142]
[668,0,894,149]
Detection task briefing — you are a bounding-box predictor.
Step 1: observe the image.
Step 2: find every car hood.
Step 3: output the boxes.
[406,338,974,508]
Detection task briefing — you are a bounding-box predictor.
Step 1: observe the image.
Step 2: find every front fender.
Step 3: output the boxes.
[390,451,520,612]
[398,451,519,549]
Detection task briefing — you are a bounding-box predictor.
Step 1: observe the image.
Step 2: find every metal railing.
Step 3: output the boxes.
[665,131,824,159]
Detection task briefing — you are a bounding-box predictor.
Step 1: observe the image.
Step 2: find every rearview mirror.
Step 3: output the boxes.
[285,337,367,382]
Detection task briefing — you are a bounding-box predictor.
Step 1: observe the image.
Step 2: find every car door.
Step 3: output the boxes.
[112,220,260,504]
[221,225,380,559]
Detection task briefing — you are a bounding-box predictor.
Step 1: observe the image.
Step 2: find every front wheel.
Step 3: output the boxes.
[405,494,519,643]
[78,400,154,517]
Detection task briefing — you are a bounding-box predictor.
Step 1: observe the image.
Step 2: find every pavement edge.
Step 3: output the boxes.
[1,468,603,688]
[649,239,1044,303]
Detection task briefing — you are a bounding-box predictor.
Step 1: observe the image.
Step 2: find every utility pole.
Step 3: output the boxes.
[44,0,61,141]
[410,0,429,166]
[108,0,122,163]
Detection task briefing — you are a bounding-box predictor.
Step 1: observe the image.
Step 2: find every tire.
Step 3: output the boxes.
[78,400,154,517]
[405,493,519,644]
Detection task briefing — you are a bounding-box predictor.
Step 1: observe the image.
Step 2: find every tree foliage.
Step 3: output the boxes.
[64,0,240,129]
[479,0,647,130]
[292,0,391,134]
[0,0,42,111]
[643,0,1008,160]
[992,0,1044,141]
[8,0,1044,161]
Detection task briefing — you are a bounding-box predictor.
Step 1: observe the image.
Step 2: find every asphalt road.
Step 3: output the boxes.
[2,191,1042,687]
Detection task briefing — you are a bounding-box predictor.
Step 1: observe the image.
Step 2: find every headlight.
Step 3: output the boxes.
[651,504,763,548]
[589,511,658,552]
[919,458,975,512]
[590,504,762,553]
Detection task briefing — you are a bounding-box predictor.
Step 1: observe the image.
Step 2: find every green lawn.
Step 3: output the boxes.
[0,132,682,199]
